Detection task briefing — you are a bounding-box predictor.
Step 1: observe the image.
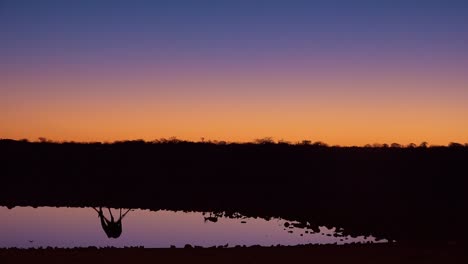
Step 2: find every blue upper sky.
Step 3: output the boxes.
[2,0,468,61]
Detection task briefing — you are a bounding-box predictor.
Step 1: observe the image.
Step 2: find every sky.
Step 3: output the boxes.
[1,0,468,145]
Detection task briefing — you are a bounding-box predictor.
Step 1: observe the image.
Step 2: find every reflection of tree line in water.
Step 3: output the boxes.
[91,208,236,239]
[91,208,326,239]
[203,211,323,234]
[91,209,249,239]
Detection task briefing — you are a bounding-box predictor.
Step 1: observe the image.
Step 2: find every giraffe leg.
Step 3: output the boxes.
[108,208,114,221]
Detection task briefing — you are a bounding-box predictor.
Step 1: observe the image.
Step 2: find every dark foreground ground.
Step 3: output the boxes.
[2,243,468,264]
[1,140,468,243]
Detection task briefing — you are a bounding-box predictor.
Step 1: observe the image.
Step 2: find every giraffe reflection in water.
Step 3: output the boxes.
[93,207,131,238]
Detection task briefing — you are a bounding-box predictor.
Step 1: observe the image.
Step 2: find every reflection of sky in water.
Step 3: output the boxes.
[0,206,386,248]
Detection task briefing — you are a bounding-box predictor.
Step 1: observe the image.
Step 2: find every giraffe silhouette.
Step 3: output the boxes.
[93,207,131,238]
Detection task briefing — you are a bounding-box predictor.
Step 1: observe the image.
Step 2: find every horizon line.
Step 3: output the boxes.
[1,137,467,148]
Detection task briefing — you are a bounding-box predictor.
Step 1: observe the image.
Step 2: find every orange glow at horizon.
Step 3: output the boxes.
[2,64,468,146]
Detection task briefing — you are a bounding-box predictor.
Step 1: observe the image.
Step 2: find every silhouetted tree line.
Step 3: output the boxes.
[4,137,468,148]
[1,138,467,243]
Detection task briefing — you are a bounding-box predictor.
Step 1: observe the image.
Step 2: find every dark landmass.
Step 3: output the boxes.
[1,139,467,242]
[2,243,468,264]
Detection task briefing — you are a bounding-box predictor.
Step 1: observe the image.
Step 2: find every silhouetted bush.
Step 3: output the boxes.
[254,137,275,144]
[449,142,464,148]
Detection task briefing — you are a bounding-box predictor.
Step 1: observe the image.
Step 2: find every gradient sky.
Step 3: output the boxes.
[2,0,468,145]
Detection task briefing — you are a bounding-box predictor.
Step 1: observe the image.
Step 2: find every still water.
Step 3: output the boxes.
[0,206,386,248]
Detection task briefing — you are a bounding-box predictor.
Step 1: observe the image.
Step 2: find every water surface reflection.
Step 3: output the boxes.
[0,206,386,248]
[93,207,131,238]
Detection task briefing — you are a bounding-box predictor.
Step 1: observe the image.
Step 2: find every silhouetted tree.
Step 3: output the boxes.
[448,142,463,148]
[255,137,275,144]
[312,141,328,147]
[419,142,428,148]
[278,139,291,145]
[168,136,183,143]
